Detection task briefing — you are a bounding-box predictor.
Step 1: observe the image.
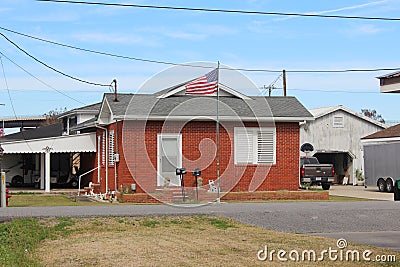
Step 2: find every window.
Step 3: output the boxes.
[109,130,115,165]
[234,127,276,164]
[333,116,344,128]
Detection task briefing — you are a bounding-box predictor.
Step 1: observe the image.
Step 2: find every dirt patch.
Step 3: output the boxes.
[35,216,399,267]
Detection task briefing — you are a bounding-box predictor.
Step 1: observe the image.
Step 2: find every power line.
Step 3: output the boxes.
[37,0,400,21]
[1,26,400,74]
[0,55,36,146]
[0,32,111,87]
[0,56,18,120]
[4,88,106,93]
[260,74,282,96]
[0,51,87,104]
[0,26,214,70]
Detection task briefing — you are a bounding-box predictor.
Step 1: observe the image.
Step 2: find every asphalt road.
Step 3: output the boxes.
[1,201,399,251]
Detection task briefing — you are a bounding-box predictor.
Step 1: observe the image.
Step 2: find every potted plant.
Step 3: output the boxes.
[356,169,364,186]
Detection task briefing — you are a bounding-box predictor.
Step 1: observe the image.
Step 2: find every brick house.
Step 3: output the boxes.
[86,84,313,200]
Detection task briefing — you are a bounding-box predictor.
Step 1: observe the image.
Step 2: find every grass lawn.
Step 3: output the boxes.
[0,216,398,267]
[7,193,372,207]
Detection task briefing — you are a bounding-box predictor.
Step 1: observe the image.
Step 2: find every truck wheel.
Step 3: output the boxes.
[378,179,387,192]
[70,180,78,188]
[386,179,394,193]
[321,183,331,190]
[11,175,24,187]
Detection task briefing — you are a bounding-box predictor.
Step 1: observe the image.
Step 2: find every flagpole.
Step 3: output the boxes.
[216,61,221,203]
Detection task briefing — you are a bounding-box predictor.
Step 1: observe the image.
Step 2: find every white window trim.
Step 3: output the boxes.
[234,127,276,165]
[157,133,182,187]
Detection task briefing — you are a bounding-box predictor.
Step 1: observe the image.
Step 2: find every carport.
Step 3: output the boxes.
[313,150,355,184]
[1,133,96,192]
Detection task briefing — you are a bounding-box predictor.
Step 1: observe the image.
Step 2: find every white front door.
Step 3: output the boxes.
[157,134,182,186]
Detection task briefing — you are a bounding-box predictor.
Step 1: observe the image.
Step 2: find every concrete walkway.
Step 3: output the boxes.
[329,185,394,201]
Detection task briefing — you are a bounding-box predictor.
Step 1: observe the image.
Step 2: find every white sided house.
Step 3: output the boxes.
[300,105,386,184]
[377,71,400,93]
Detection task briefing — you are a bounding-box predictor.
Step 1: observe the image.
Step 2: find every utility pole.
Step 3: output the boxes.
[282,70,287,97]
[0,145,5,208]
[0,104,4,137]
[1,104,5,207]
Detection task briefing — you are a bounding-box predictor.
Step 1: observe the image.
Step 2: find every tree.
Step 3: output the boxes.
[361,109,385,124]
[42,107,67,126]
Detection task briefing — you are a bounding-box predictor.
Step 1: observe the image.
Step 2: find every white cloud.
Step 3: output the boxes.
[163,31,207,41]
[310,0,391,15]
[275,0,392,21]
[72,32,159,46]
[138,24,236,42]
[189,24,237,36]
[247,20,276,34]
[356,24,386,34]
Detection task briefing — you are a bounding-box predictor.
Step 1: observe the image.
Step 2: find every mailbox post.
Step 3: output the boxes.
[192,168,201,202]
[176,168,187,202]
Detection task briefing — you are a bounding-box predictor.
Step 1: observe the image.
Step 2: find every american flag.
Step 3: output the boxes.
[185,68,218,95]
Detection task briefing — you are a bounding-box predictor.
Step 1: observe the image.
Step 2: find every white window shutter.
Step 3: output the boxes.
[257,129,275,163]
[102,132,106,165]
[234,127,276,165]
[109,130,115,165]
[234,128,253,164]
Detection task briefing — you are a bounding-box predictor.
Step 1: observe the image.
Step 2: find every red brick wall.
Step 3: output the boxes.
[92,120,300,193]
[118,190,328,203]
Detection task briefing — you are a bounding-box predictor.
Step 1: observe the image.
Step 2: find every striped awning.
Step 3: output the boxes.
[0,133,96,153]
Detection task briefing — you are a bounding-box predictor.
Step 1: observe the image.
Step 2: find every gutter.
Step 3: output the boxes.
[361,136,400,145]
[113,115,315,122]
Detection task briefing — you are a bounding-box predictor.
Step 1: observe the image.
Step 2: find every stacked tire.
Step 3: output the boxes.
[394,179,400,201]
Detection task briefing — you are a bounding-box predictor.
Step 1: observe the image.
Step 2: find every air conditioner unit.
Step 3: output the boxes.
[114,154,120,162]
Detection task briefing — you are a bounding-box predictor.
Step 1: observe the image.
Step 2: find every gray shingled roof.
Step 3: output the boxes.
[58,102,102,119]
[0,123,63,142]
[104,93,312,121]
[376,71,400,79]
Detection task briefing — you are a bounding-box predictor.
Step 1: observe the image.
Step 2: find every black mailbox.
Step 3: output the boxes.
[192,168,201,177]
[176,168,187,175]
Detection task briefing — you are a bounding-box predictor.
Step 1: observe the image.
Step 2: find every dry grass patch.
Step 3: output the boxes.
[33,216,400,267]
[8,194,110,207]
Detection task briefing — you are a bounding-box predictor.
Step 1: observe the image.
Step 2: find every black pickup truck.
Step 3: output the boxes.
[300,157,335,190]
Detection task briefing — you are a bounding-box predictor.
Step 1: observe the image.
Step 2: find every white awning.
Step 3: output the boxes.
[1,133,96,153]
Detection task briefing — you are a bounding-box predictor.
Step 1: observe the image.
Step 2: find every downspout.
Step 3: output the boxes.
[97,135,101,183]
[114,120,119,191]
[97,124,108,192]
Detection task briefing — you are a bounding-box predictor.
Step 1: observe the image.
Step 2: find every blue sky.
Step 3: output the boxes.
[1,0,400,132]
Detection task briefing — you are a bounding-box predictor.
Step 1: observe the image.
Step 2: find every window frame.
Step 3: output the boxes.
[332,115,344,128]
